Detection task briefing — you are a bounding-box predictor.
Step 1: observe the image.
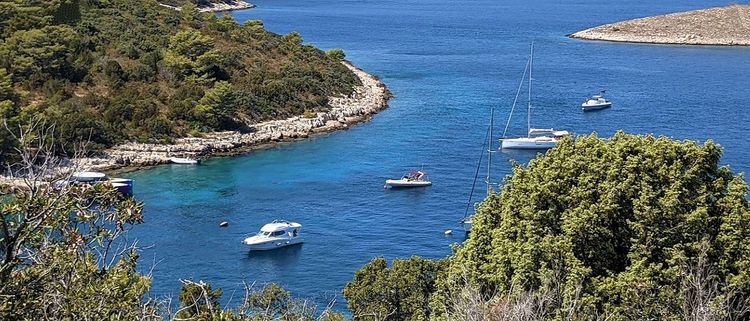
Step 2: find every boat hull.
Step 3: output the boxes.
[501,138,557,150]
[582,103,611,111]
[244,237,304,251]
[170,157,200,165]
[385,179,432,188]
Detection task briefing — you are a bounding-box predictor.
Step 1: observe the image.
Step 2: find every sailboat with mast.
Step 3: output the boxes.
[500,43,569,150]
[461,93,498,232]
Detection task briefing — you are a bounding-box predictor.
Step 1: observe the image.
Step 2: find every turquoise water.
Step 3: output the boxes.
[128,0,750,310]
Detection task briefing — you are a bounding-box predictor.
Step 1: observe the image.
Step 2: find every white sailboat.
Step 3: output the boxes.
[500,43,569,150]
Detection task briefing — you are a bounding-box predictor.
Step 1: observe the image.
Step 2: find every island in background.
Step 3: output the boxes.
[569,4,750,46]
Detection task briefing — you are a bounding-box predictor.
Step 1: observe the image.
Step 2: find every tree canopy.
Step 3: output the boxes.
[344,256,445,321]
[432,132,750,320]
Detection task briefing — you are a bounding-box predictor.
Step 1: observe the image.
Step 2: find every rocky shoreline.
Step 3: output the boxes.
[157,1,255,13]
[71,62,390,174]
[569,4,750,46]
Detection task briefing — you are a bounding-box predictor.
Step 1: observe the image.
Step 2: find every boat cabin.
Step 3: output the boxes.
[528,128,570,138]
[402,171,427,181]
[258,220,301,238]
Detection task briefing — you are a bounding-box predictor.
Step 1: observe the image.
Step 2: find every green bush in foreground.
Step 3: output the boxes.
[344,256,446,321]
[432,132,750,320]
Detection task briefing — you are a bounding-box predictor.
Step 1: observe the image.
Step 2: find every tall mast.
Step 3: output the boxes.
[527,42,533,137]
[486,96,494,196]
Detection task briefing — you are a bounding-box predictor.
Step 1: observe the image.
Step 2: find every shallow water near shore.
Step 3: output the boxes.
[127,0,750,311]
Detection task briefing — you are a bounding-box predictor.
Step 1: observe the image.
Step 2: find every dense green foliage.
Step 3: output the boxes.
[0,180,152,319]
[430,133,750,320]
[340,133,750,321]
[0,0,359,160]
[343,257,446,321]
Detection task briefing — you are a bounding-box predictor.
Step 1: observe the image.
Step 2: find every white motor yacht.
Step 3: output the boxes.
[385,171,432,188]
[581,93,612,111]
[243,220,303,251]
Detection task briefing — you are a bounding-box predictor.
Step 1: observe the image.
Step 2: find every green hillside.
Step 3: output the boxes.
[0,0,359,159]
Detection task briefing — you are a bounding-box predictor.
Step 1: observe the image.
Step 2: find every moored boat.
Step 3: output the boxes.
[54,172,134,196]
[500,43,570,151]
[501,129,570,149]
[581,92,612,111]
[110,178,134,196]
[385,171,432,188]
[243,220,303,251]
[170,157,200,165]
[72,171,107,183]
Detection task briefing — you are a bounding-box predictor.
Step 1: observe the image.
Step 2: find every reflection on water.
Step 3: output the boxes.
[242,244,304,272]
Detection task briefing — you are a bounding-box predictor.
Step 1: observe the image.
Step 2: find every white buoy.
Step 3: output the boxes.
[444,229,453,235]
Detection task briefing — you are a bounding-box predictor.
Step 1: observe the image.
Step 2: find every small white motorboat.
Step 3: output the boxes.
[243,220,303,251]
[54,172,134,196]
[385,171,432,188]
[170,157,200,165]
[72,171,107,182]
[581,93,612,111]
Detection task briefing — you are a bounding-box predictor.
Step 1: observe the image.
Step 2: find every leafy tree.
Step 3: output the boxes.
[432,133,750,320]
[0,25,82,81]
[163,29,221,82]
[177,280,226,320]
[0,122,153,320]
[0,68,16,123]
[326,48,346,61]
[344,256,446,321]
[194,80,235,129]
[246,283,292,318]
[0,1,61,37]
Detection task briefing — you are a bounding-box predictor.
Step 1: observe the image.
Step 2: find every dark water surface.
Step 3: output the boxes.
[127,0,750,310]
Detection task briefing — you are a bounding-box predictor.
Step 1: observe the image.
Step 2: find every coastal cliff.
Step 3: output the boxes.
[569,4,750,46]
[76,62,390,172]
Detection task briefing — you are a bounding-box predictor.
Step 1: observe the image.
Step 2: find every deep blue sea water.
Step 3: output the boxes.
[127,0,750,311]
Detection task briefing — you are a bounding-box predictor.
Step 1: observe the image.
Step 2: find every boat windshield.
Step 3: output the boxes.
[403,171,425,181]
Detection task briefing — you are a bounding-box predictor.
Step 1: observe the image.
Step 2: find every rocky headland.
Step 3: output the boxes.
[74,62,390,173]
[198,1,255,13]
[569,4,750,46]
[158,1,255,13]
